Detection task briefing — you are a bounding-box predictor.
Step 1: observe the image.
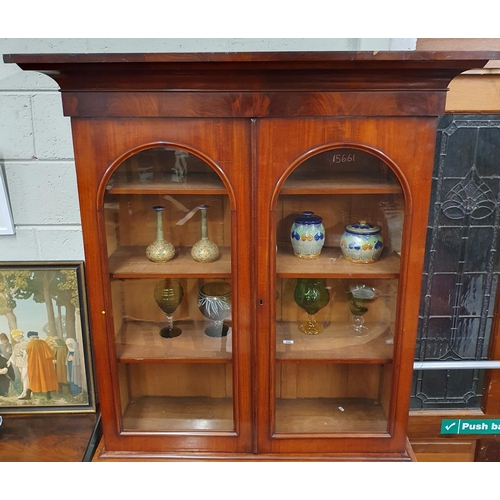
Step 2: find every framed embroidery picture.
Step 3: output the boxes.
[0,262,96,413]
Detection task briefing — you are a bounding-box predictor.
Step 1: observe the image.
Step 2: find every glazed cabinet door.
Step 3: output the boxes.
[255,118,435,457]
[72,118,253,455]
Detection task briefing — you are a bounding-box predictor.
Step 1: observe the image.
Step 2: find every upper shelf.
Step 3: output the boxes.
[109,246,399,279]
[281,172,402,195]
[106,173,402,196]
[107,173,227,195]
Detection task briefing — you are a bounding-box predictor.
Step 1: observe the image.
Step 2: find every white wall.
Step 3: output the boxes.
[0,38,416,262]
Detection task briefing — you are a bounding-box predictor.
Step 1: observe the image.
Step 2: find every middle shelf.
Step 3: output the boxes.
[109,246,231,278]
[108,245,401,279]
[276,247,400,278]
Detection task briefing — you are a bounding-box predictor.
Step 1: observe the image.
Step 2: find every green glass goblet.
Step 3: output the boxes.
[293,278,330,335]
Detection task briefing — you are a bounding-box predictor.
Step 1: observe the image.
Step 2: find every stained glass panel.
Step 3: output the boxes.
[412,115,500,410]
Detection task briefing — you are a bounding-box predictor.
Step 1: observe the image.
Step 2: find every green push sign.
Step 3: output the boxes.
[441,419,500,435]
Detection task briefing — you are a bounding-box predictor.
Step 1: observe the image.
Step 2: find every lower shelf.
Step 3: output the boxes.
[120,396,388,435]
[122,396,234,432]
[275,398,388,434]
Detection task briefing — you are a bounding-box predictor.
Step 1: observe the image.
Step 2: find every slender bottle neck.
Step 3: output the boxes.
[200,208,208,240]
[156,210,164,241]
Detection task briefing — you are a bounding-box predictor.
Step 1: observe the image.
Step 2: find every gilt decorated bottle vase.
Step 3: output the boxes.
[340,220,383,264]
[191,205,219,263]
[146,206,175,262]
[290,211,325,259]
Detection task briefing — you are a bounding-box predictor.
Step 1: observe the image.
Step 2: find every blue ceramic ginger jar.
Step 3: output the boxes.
[290,211,325,259]
[340,220,383,264]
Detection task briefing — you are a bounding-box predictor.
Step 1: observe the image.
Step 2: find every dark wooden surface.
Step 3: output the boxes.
[92,438,415,461]
[408,411,498,461]
[475,437,500,461]
[6,50,500,62]
[0,413,99,461]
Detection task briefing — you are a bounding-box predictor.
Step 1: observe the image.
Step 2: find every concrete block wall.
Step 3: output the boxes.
[0,38,416,262]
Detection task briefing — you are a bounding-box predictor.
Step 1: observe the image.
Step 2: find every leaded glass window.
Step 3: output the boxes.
[412,115,500,410]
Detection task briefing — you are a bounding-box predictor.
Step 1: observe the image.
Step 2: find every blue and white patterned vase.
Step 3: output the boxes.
[290,211,325,259]
[340,220,384,264]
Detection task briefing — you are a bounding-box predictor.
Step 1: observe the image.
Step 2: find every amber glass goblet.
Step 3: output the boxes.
[154,279,184,338]
[198,281,232,337]
[293,278,330,335]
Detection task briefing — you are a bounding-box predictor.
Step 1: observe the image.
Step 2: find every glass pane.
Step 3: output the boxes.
[104,147,234,432]
[411,369,485,410]
[275,148,403,434]
[413,115,500,410]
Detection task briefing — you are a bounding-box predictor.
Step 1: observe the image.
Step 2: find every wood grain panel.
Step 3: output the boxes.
[446,75,500,112]
[0,414,97,462]
[417,39,500,67]
[127,363,231,398]
[411,439,476,462]
[61,91,446,118]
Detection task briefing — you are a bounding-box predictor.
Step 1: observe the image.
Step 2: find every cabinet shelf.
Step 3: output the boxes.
[275,398,388,434]
[276,321,393,362]
[276,247,400,278]
[122,397,388,434]
[116,320,232,362]
[281,172,402,195]
[109,246,231,278]
[107,173,227,195]
[122,396,234,432]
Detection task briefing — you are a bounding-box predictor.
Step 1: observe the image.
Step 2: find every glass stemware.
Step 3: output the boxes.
[293,278,330,335]
[347,284,377,337]
[198,281,232,337]
[154,279,184,338]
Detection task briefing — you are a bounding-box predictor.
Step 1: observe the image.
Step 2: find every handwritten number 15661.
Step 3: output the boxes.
[333,153,355,163]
